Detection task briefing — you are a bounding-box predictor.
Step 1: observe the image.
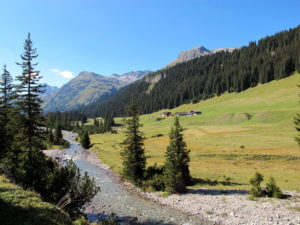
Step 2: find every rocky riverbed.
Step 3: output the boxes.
[44,131,300,225]
[44,131,211,225]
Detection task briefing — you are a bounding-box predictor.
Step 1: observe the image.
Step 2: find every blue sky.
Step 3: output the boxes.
[0,0,299,87]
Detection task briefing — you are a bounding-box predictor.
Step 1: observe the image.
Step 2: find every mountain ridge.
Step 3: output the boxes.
[79,25,300,117]
[167,46,238,67]
[42,70,151,112]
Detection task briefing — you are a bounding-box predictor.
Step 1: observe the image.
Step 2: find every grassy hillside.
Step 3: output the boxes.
[90,73,300,191]
[0,175,73,225]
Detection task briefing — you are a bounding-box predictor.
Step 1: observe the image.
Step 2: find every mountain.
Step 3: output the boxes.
[167,46,238,67]
[42,70,151,112]
[40,83,59,99]
[79,25,300,117]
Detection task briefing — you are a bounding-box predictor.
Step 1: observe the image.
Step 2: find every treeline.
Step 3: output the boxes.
[80,25,300,117]
[0,34,99,220]
[45,111,88,131]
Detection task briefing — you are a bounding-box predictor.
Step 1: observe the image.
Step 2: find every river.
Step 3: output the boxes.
[45,131,211,225]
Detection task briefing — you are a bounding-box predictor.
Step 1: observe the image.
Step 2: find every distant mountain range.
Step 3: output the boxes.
[42,45,238,113]
[78,25,300,117]
[40,84,59,98]
[42,70,151,112]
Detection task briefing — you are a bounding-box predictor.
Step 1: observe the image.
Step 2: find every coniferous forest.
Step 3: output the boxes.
[81,25,300,117]
[0,34,99,220]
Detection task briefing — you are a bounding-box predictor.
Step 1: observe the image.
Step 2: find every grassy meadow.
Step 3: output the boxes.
[90,73,300,191]
[0,175,73,225]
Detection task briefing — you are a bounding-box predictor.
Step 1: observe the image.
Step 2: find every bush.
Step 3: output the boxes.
[2,153,100,218]
[50,160,100,215]
[144,164,165,191]
[265,176,283,198]
[249,172,265,197]
[249,172,283,199]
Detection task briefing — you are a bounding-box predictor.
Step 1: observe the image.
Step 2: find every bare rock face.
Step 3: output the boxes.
[167,46,239,67]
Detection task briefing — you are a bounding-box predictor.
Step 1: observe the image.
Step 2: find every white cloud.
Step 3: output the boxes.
[51,69,60,73]
[51,68,75,79]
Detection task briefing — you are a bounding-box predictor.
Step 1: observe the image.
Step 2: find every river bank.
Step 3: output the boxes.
[44,131,211,225]
[82,149,300,225]
[44,131,300,225]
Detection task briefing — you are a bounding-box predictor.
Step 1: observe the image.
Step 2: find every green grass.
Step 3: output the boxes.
[90,73,300,191]
[0,175,73,225]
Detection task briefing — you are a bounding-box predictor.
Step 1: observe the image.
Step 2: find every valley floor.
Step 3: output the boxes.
[46,131,300,225]
[90,73,300,191]
[87,73,300,224]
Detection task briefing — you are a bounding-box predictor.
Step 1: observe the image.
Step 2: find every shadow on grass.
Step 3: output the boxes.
[190,177,245,187]
[188,188,248,195]
[186,177,249,195]
[0,199,72,225]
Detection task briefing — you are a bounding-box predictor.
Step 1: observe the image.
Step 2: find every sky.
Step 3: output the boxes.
[0,0,299,87]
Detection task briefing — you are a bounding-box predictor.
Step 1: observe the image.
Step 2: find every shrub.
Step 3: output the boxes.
[144,164,165,191]
[265,176,283,198]
[249,172,265,197]
[249,172,283,199]
[51,160,100,215]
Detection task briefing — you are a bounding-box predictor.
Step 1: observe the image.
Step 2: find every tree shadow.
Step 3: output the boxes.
[190,177,245,187]
[188,188,248,195]
[187,177,249,195]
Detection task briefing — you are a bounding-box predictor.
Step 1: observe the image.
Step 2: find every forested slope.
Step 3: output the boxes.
[81,25,300,117]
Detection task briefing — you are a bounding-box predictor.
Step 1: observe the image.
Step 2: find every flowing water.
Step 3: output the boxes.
[57,131,210,225]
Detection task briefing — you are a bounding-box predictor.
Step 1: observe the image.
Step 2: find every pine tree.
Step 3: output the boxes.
[104,113,113,131]
[15,33,45,152]
[54,123,63,145]
[80,131,90,149]
[120,98,146,185]
[164,117,191,193]
[99,119,104,133]
[0,65,15,158]
[93,118,99,126]
[48,128,54,144]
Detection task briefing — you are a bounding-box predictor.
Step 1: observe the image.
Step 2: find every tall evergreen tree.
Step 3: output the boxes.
[15,33,45,152]
[48,128,54,144]
[80,131,90,149]
[120,98,146,185]
[164,117,191,193]
[0,65,15,158]
[54,123,63,145]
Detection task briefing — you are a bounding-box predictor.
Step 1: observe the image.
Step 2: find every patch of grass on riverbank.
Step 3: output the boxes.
[0,175,73,225]
[90,73,300,191]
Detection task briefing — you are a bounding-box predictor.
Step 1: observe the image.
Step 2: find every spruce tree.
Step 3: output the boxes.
[164,117,191,193]
[80,131,90,149]
[99,119,104,133]
[54,123,63,145]
[48,128,54,144]
[15,33,45,152]
[120,98,146,185]
[0,65,15,157]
